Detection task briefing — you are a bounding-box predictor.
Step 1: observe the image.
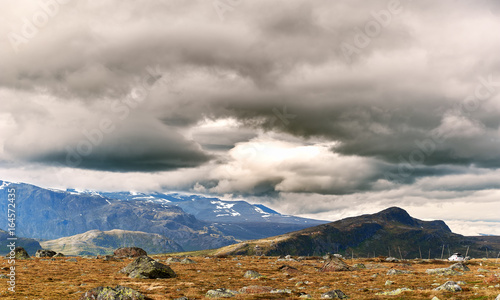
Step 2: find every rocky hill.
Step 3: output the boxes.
[214,207,500,258]
[40,229,183,256]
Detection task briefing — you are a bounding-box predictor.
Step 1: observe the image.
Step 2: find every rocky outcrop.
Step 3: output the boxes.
[79,285,145,300]
[119,256,176,279]
[319,257,351,272]
[114,247,147,258]
[35,249,57,258]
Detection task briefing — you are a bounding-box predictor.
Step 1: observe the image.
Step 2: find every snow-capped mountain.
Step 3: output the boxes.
[0,180,328,249]
[86,190,326,226]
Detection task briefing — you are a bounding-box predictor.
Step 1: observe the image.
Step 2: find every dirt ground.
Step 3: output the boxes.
[0,255,499,299]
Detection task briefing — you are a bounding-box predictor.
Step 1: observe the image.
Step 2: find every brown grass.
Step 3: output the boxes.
[1,256,499,299]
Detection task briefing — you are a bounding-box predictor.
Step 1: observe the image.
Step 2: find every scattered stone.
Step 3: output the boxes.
[114,247,147,258]
[35,249,57,258]
[278,265,301,275]
[0,274,8,279]
[6,247,30,259]
[103,255,123,262]
[385,257,399,262]
[79,285,145,300]
[166,257,181,263]
[270,288,292,294]
[119,255,176,279]
[375,287,412,295]
[385,280,394,286]
[173,297,189,300]
[300,294,312,298]
[244,270,263,279]
[386,269,412,275]
[431,297,440,300]
[426,268,462,276]
[53,253,65,257]
[321,289,349,299]
[434,281,462,292]
[206,288,239,298]
[478,268,490,273]
[239,285,273,294]
[320,256,351,272]
[495,294,500,300]
[67,258,78,262]
[449,263,470,272]
[353,263,366,269]
[180,258,196,264]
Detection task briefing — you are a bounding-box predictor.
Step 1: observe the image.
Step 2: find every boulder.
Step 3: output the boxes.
[375,287,412,295]
[35,249,57,258]
[426,268,462,276]
[79,285,145,300]
[319,257,351,272]
[321,290,349,299]
[7,247,30,259]
[114,247,147,258]
[206,288,239,298]
[386,269,412,275]
[166,257,181,263]
[434,281,462,292]
[449,263,470,272]
[53,253,65,257]
[180,258,196,264]
[244,270,263,279]
[119,255,176,279]
[278,265,301,275]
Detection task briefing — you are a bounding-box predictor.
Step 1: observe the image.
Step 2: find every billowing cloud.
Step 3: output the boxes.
[1,0,500,234]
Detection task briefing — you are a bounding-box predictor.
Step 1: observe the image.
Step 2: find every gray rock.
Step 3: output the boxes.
[321,289,349,299]
[53,253,65,257]
[320,257,351,272]
[66,258,78,262]
[270,288,292,294]
[36,249,57,258]
[244,270,262,279]
[434,281,462,292]
[78,285,145,300]
[173,297,189,300]
[180,258,196,264]
[449,263,470,271]
[386,269,412,275]
[114,247,147,258]
[385,257,399,262]
[166,257,181,263]
[375,287,412,295]
[0,274,8,279]
[353,263,366,269]
[495,294,500,300]
[426,268,462,276]
[119,255,176,279]
[477,268,490,273]
[206,288,239,298]
[6,247,30,259]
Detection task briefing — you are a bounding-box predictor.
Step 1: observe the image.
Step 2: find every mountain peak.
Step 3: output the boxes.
[375,207,416,226]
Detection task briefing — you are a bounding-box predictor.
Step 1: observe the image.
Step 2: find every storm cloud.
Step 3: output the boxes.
[1,0,500,234]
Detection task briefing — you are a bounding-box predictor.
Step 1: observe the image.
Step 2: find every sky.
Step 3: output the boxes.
[1,0,500,235]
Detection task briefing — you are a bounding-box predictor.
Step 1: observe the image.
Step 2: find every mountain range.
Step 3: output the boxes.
[214,207,500,258]
[0,180,326,252]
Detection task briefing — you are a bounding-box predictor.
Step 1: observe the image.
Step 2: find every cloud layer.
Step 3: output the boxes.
[1,0,500,234]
